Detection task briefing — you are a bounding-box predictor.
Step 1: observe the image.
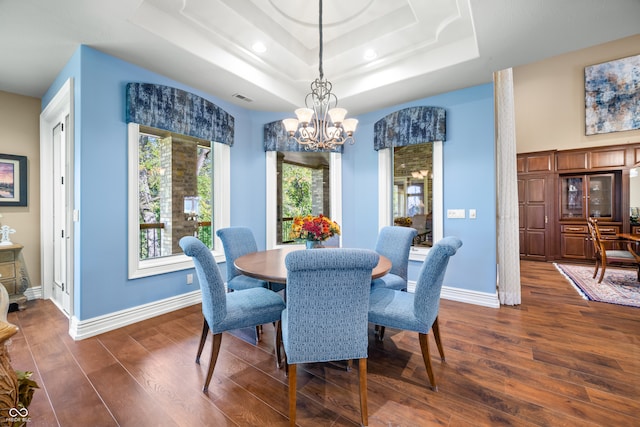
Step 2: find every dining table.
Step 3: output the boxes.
[616,232,640,243]
[234,245,392,284]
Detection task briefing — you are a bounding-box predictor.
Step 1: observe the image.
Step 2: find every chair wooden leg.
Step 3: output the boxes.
[431,317,445,361]
[598,260,606,283]
[196,319,209,364]
[347,359,353,371]
[376,326,386,341]
[288,364,297,427]
[419,332,437,391]
[275,320,282,369]
[203,333,223,393]
[358,358,369,427]
[592,259,600,279]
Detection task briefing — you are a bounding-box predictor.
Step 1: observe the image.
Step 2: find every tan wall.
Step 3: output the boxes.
[514,34,640,154]
[0,90,41,288]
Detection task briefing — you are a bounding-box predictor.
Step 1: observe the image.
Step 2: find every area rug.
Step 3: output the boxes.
[555,263,640,308]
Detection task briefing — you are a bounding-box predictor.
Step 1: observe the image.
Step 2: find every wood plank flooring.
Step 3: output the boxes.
[5,261,640,426]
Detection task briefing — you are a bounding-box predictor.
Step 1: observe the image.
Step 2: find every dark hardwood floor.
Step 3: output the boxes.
[5,261,640,426]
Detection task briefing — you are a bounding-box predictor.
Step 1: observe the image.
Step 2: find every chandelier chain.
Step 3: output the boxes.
[282,0,358,150]
[318,0,324,80]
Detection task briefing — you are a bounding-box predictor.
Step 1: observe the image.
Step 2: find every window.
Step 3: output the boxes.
[379,141,443,260]
[393,144,433,247]
[277,152,331,244]
[266,151,341,248]
[128,123,230,278]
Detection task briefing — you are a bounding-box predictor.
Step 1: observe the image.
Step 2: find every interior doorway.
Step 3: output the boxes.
[40,78,74,318]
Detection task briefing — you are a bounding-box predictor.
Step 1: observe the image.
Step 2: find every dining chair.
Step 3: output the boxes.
[179,236,286,393]
[216,226,284,292]
[368,236,462,391]
[281,248,379,427]
[587,217,640,283]
[371,225,418,291]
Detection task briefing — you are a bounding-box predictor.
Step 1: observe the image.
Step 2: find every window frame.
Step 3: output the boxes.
[378,141,443,261]
[127,123,229,279]
[266,150,342,249]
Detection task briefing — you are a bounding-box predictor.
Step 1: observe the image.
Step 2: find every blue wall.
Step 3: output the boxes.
[43,46,497,320]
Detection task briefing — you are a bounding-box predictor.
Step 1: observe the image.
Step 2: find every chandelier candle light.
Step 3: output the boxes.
[282,0,358,150]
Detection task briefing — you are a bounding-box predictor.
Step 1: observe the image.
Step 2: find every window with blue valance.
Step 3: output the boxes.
[126,83,234,146]
[263,120,342,153]
[374,106,446,150]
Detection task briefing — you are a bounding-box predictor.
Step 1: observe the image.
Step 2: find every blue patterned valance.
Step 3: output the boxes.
[263,120,342,153]
[126,83,234,146]
[373,106,446,150]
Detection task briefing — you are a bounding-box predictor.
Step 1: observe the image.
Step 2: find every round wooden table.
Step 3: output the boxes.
[234,246,392,284]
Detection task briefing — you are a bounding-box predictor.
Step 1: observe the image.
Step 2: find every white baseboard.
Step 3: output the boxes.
[407,281,500,308]
[24,286,42,300]
[69,290,202,340]
[29,280,497,341]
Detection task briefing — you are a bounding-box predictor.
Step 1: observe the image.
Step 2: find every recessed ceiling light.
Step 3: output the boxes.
[363,49,377,60]
[252,41,266,53]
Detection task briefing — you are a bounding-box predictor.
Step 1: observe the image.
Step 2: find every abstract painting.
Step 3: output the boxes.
[585,54,640,135]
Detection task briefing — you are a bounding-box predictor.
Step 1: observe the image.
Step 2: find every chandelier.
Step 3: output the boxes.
[282,0,358,150]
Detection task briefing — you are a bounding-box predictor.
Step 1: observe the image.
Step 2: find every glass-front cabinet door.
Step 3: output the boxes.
[560,174,614,220]
[561,176,584,218]
[587,174,613,219]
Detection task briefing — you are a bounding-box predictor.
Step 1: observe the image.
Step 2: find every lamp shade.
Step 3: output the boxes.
[342,118,358,134]
[283,118,299,133]
[328,107,347,124]
[294,108,314,124]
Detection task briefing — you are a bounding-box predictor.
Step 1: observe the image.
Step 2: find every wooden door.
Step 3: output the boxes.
[519,174,553,261]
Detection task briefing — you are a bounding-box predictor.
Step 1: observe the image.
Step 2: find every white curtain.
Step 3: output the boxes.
[495,68,521,305]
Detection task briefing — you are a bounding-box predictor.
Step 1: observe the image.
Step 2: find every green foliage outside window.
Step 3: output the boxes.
[282,163,312,217]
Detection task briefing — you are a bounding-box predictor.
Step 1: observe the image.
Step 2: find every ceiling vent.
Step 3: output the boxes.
[232,93,253,102]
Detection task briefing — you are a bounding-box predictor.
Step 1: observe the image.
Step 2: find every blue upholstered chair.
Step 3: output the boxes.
[368,236,462,391]
[179,236,286,393]
[216,226,272,291]
[371,226,418,291]
[282,248,379,427]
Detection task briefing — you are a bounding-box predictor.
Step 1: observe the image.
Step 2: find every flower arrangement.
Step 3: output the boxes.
[394,216,413,227]
[290,214,341,242]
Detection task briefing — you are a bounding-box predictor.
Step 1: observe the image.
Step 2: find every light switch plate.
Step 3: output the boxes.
[447,209,466,219]
[469,209,477,219]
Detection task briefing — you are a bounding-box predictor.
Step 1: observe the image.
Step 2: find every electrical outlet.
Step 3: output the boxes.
[186,273,193,285]
[447,209,465,219]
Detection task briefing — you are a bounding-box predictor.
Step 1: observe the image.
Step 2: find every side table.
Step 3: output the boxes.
[0,244,30,310]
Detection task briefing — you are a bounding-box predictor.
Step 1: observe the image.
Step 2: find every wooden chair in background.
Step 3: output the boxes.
[587,218,640,283]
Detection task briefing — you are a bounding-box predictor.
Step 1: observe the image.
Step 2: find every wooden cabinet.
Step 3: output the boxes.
[518,151,555,261]
[558,171,622,261]
[559,223,620,260]
[519,143,640,263]
[0,244,29,310]
[560,173,616,220]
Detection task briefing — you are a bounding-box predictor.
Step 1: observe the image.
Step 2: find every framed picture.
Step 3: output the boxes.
[585,54,640,135]
[0,154,27,206]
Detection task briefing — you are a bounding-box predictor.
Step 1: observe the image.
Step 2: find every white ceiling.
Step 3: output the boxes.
[1,0,639,115]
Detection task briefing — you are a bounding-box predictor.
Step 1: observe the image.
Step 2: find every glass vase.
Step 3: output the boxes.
[305,240,324,249]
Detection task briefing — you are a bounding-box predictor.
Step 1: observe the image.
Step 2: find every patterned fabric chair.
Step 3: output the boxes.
[281,248,379,427]
[216,226,284,292]
[368,236,462,391]
[179,236,285,393]
[371,226,418,291]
